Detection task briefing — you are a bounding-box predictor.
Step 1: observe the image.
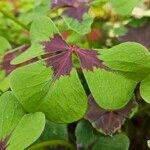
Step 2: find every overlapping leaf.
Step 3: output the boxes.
[0,92,25,139]
[39,120,68,141]
[1,45,38,76]
[0,92,45,150]
[75,120,130,150]
[84,68,137,109]
[75,120,97,149]
[100,42,150,81]
[85,95,137,135]
[8,112,45,150]
[10,16,59,65]
[37,68,88,123]
[92,133,130,150]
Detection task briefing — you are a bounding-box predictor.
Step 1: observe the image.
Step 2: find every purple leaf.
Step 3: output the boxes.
[42,34,70,53]
[51,0,90,22]
[52,0,75,8]
[1,45,38,76]
[0,135,10,150]
[42,34,104,78]
[119,22,150,50]
[76,49,105,71]
[46,51,73,78]
[64,5,89,22]
[85,95,136,136]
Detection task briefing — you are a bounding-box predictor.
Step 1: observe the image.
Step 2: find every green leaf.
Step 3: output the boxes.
[100,42,150,81]
[0,76,9,92]
[110,0,141,16]
[84,68,137,110]
[33,0,51,13]
[21,0,51,24]
[75,120,97,148]
[0,36,11,53]
[40,120,68,141]
[10,61,52,112]
[8,112,45,150]
[30,16,59,43]
[62,14,93,35]
[10,62,87,123]
[12,16,59,65]
[140,75,150,103]
[0,91,25,139]
[38,69,87,123]
[11,43,43,65]
[92,133,130,150]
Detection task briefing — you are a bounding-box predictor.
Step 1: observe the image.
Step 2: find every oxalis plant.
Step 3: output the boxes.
[0,0,150,150]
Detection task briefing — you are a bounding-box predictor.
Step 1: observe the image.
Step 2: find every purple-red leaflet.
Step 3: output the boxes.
[119,22,150,50]
[51,0,90,22]
[1,45,38,76]
[85,95,136,136]
[42,34,104,79]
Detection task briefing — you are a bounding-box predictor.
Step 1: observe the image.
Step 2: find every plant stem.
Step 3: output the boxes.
[0,9,29,31]
[26,140,76,150]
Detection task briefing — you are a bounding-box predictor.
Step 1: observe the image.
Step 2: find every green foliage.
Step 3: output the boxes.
[22,0,51,24]
[92,133,130,150]
[110,0,141,16]
[11,16,59,64]
[0,92,45,150]
[62,14,93,35]
[10,62,87,123]
[10,62,52,111]
[8,112,45,150]
[40,120,68,141]
[0,91,25,139]
[30,16,59,43]
[37,69,88,123]
[11,43,43,64]
[0,36,11,53]
[0,72,9,93]
[100,42,150,81]
[84,68,137,109]
[75,120,130,150]
[75,120,97,148]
